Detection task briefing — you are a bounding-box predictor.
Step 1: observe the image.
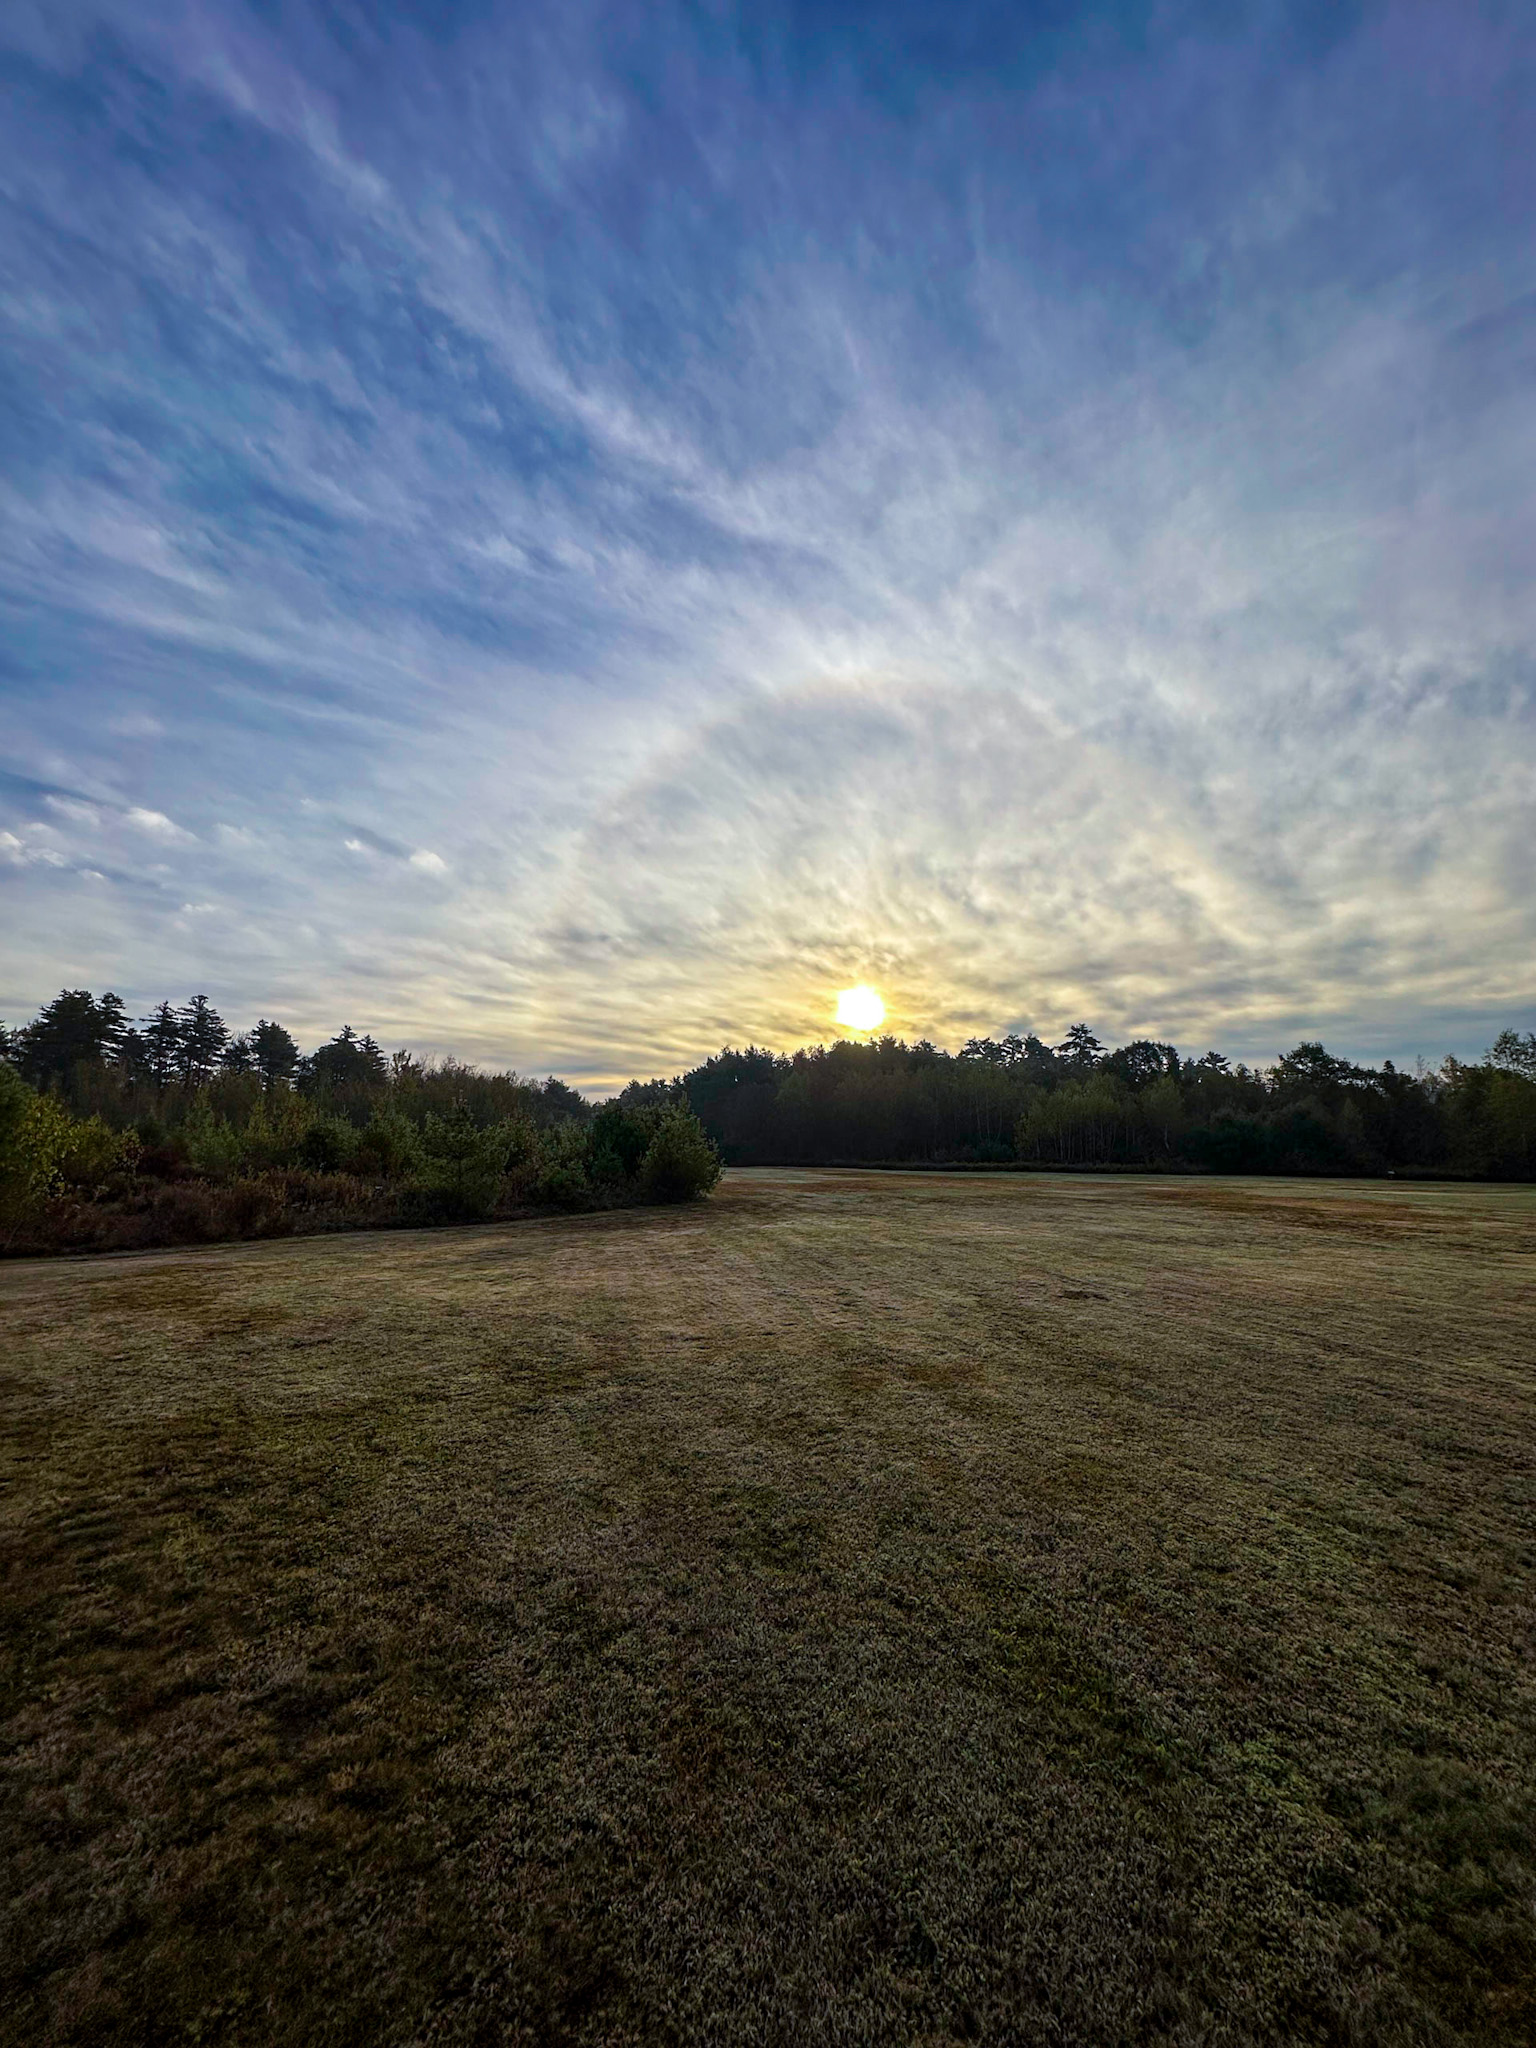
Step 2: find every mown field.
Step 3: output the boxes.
[2,1169,1533,2046]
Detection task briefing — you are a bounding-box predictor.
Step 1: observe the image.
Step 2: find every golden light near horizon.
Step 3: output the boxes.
[834,984,886,1033]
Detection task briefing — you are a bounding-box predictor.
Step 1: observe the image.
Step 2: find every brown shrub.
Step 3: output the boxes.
[134,1143,192,1181]
[3,1160,661,1258]
[4,1171,402,1255]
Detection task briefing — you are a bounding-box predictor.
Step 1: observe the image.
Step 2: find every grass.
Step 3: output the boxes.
[2,1168,1534,2045]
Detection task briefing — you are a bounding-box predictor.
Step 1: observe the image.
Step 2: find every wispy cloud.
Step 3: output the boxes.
[1,830,66,868]
[125,808,193,843]
[2,1,1532,1077]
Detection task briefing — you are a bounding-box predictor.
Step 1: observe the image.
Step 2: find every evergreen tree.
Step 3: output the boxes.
[959,1037,1007,1065]
[142,1002,183,1090]
[251,1019,300,1092]
[114,1026,152,1085]
[177,995,229,1087]
[97,993,130,1060]
[304,1025,387,1092]
[220,1033,256,1075]
[15,989,115,1085]
[1055,1023,1105,1072]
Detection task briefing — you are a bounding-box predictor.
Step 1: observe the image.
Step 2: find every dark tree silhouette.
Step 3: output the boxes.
[251,1019,300,1092]
[1491,1030,1536,1080]
[1055,1023,1105,1072]
[177,996,229,1087]
[221,1034,256,1075]
[304,1025,388,1093]
[142,1002,183,1090]
[14,989,121,1084]
[1106,1040,1180,1089]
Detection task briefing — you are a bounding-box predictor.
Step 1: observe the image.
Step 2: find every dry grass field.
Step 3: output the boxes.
[3,1169,1534,2046]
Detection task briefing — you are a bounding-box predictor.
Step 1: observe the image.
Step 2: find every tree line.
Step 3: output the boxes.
[1,988,592,1127]
[3,987,1534,1256]
[633,1022,1536,1180]
[0,989,718,1253]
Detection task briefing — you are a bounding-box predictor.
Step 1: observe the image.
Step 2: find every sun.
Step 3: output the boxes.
[834,984,886,1032]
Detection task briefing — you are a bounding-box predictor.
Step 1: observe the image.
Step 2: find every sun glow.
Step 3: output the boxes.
[834,984,886,1032]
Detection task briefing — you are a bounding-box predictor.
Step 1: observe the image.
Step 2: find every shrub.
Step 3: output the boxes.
[225,1174,295,1238]
[298,1116,354,1174]
[0,1068,74,1232]
[240,1094,312,1172]
[415,1106,509,1220]
[351,1109,422,1180]
[180,1102,246,1180]
[962,1137,1015,1164]
[638,1106,722,1203]
[589,1103,655,1182]
[532,1120,594,1208]
[498,1112,539,1174]
[590,1143,625,1186]
[143,1181,235,1245]
[136,1140,191,1180]
[2,1069,721,1254]
[57,1115,139,1192]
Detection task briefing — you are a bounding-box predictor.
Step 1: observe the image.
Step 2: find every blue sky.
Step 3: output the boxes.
[2,0,1532,1086]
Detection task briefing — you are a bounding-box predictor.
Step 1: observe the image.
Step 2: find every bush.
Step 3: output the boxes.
[57,1115,138,1192]
[350,1109,423,1179]
[0,1068,74,1233]
[638,1106,721,1203]
[225,1174,295,1238]
[2,1068,723,1255]
[298,1116,354,1173]
[588,1103,654,1182]
[415,1107,510,1220]
[180,1103,245,1180]
[961,1137,1015,1164]
[531,1119,594,1209]
[239,1094,312,1172]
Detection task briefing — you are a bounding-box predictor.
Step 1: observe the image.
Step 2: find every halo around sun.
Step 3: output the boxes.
[834,985,886,1032]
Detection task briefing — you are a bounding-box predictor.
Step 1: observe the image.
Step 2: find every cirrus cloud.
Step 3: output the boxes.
[1,1,1532,1079]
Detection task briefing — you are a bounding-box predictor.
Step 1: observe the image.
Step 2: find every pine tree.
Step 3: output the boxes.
[251,1019,300,1092]
[142,1002,183,1090]
[220,1033,256,1076]
[15,989,114,1084]
[97,993,129,1059]
[305,1025,387,1092]
[114,1027,151,1084]
[1054,1023,1105,1072]
[177,996,230,1087]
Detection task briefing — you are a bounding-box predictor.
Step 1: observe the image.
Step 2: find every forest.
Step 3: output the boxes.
[635,1022,1536,1178]
[2,988,1534,1253]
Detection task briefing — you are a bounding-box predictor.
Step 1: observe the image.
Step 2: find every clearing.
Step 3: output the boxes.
[2,1169,1534,2045]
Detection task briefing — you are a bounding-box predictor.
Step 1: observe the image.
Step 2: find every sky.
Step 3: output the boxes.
[2,0,1533,1088]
